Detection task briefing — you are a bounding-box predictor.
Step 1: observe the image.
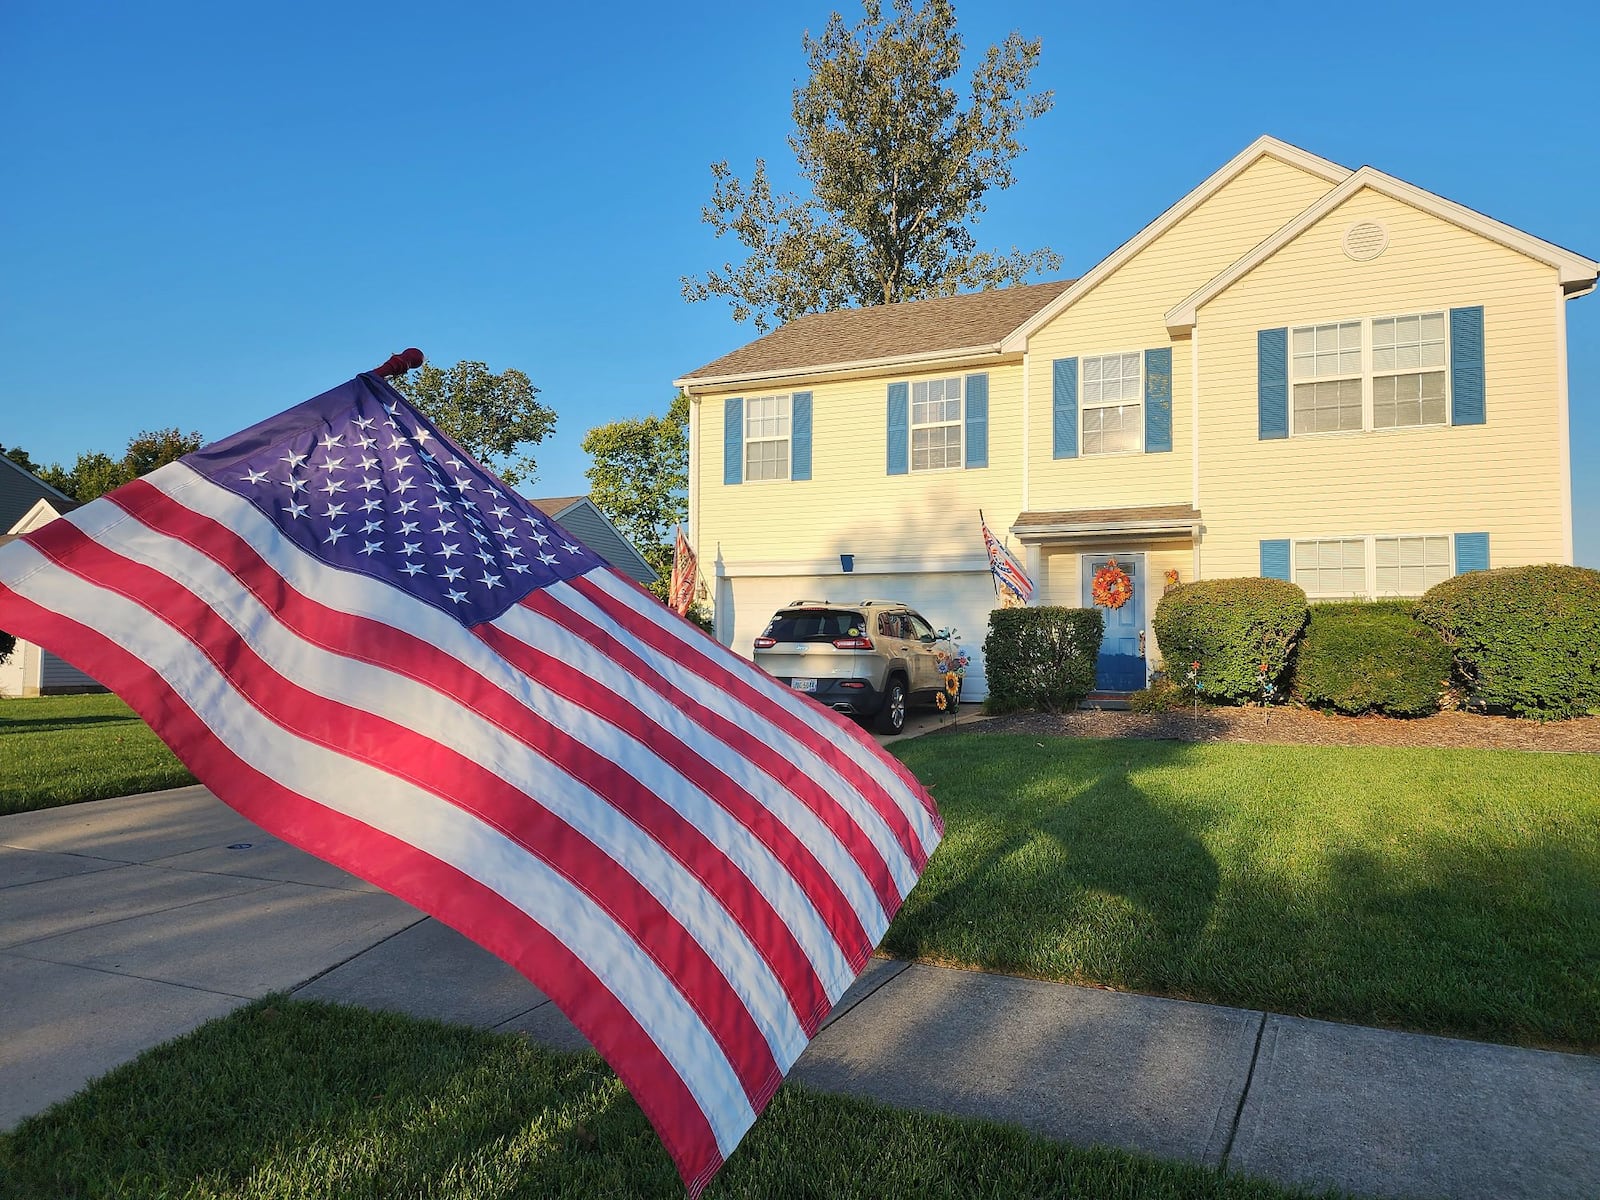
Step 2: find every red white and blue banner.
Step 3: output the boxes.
[0,372,942,1195]
[981,513,1034,605]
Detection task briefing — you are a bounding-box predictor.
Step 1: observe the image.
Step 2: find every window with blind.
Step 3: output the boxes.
[1291,321,1362,433]
[1375,535,1451,594]
[1372,313,1447,428]
[910,377,962,471]
[1081,352,1143,455]
[1294,538,1367,597]
[744,395,791,481]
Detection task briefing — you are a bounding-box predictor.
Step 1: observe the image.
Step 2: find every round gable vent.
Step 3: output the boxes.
[1343,221,1388,261]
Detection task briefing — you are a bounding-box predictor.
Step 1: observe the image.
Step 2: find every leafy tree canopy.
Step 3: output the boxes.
[582,393,690,601]
[392,360,555,488]
[39,428,204,503]
[683,0,1059,331]
[0,445,43,476]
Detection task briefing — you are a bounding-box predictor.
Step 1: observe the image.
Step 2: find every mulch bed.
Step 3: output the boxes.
[957,705,1600,753]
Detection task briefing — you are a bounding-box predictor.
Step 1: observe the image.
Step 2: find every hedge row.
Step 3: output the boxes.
[983,607,1103,714]
[1145,565,1600,719]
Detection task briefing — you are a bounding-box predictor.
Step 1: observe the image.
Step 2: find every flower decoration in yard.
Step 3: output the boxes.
[935,630,969,713]
[1185,659,1202,721]
[1257,660,1277,726]
[1091,559,1134,609]
[935,690,949,712]
[1164,568,1181,594]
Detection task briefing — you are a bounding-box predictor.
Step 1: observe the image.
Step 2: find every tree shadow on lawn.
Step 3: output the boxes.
[883,738,1222,995]
[0,712,145,735]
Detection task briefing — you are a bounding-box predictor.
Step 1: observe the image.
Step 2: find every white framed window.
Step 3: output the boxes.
[744,394,791,482]
[1375,535,1451,595]
[1291,321,1362,433]
[911,377,962,471]
[1290,311,1450,435]
[1081,352,1143,455]
[1372,312,1447,429]
[1294,537,1367,598]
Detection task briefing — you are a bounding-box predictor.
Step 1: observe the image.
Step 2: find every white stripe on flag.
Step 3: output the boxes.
[0,539,758,1155]
[62,498,813,1067]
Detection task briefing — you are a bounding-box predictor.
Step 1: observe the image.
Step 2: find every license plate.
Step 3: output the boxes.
[789,678,817,693]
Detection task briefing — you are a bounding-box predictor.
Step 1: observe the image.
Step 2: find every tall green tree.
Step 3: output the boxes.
[582,393,689,600]
[682,0,1059,331]
[0,445,43,476]
[392,360,555,487]
[38,428,204,502]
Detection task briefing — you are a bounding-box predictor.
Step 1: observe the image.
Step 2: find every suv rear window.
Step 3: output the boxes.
[762,609,867,642]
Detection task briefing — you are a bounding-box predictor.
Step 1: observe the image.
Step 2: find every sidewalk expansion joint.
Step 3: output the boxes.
[1218,1010,1268,1175]
[288,914,430,994]
[0,948,256,1001]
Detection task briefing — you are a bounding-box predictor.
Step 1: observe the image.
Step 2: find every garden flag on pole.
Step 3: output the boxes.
[668,524,698,617]
[0,370,942,1197]
[981,511,1034,605]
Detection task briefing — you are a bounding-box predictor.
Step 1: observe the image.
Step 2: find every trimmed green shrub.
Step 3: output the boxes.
[1292,601,1451,716]
[1128,676,1186,713]
[1415,564,1600,719]
[1153,578,1307,704]
[983,606,1102,714]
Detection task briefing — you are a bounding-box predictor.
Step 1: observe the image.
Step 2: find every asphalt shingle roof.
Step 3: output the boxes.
[680,279,1076,385]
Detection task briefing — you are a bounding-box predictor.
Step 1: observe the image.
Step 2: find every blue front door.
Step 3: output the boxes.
[1082,554,1145,692]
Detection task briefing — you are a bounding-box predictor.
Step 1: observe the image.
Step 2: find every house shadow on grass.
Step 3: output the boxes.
[883,737,1221,995]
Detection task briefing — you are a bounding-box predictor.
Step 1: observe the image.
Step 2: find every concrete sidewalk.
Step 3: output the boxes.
[3,786,1596,1200]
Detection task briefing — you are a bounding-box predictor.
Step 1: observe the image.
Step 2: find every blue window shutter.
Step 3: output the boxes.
[1052,358,1078,459]
[964,373,988,469]
[723,397,744,485]
[1258,328,1288,440]
[886,382,908,475]
[1455,532,1490,573]
[1143,347,1173,453]
[1260,539,1291,581]
[790,392,812,481]
[1450,306,1486,425]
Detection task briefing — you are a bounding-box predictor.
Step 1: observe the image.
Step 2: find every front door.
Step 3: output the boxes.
[1082,553,1146,692]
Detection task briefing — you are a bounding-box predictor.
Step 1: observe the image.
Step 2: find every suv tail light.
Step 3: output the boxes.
[753,636,777,649]
[831,636,873,650]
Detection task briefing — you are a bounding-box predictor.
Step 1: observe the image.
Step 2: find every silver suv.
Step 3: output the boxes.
[753,599,948,734]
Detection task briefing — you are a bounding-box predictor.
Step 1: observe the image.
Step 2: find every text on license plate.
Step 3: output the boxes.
[789,678,817,693]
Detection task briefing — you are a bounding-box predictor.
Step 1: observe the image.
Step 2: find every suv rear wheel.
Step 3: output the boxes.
[874,674,908,735]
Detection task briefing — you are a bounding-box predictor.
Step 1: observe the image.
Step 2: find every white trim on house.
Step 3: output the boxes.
[7,497,71,535]
[715,554,990,579]
[1166,166,1600,332]
[1556,284,1574,564]
[676,347,1015,394]
[1000,136,1351,353]
[1286,530,1461,600]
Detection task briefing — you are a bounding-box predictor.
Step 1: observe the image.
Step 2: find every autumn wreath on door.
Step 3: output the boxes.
[1091,558,1134,609]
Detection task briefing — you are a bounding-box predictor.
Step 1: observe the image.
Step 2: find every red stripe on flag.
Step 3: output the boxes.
[520,585,927,888]
[568,573,940,841]
[0,582,729,1193]
[24,520,786,1109]
[104,479,835,1032]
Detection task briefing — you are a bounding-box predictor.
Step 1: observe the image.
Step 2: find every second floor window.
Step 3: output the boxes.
[1372,313,1447,428]
[1292,321,1362,433]
[1081,352,1143,454]
[911,377,962,471]
[745,394,791,481]
[1291,312,1449,435]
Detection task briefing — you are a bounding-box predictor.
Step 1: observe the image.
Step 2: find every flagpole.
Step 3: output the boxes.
[372,348,425,377]
[979,509,1000,601]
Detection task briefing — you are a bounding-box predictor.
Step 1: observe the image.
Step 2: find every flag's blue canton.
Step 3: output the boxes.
[195,387,603,626]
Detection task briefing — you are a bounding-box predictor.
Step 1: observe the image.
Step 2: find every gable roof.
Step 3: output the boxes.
[998,135,1351,352]
[0,454,77,534]
[526,493,659,586]
[675,279,1074,390]
[1166,165,1600,332]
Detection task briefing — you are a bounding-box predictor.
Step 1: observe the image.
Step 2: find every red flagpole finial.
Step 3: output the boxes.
[372,348,425,378]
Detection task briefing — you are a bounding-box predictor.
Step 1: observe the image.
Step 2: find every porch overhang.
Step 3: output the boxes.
[1009,504,1201,545]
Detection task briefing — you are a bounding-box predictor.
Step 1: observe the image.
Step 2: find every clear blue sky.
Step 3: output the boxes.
[4,1,1597,562]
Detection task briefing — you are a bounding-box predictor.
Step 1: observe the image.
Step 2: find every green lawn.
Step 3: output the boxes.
[0,998,1329,1200]
[887,734,1600,1050]
[0,694,193,815]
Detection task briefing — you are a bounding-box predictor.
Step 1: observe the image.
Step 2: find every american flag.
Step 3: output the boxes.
[0,372,942,1195]
[668,524,698,616]
[981,514,1035,604]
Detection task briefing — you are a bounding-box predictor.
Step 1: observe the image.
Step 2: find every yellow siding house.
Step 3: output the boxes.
[675,136,1596,700]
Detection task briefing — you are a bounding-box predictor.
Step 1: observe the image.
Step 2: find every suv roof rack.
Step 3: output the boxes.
[786,599,833,607]
[856,599,905,606]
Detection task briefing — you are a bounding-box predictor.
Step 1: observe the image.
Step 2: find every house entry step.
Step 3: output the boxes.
[1083,691,1133,710]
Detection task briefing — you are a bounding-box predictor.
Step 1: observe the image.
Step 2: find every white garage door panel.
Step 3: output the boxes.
[723,571,999,701]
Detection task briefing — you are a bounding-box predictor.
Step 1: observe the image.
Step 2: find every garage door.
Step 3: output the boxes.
[720,569,1000,701]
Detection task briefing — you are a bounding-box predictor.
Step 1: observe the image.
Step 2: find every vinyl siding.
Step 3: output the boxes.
[693,359,1026,567]
[1025,153,1336,511]
[1194,185,1568,580]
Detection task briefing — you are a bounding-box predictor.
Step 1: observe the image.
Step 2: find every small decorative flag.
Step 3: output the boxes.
[669,524,698,617]
[981,512,1034,606]
[0,371,942,1196]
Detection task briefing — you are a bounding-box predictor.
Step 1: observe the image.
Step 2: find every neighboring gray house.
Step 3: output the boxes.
[1,458,105,696]
[527,495,660,588]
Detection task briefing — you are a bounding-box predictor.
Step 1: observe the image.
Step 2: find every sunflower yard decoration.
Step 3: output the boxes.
[1091,559,1134,609]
